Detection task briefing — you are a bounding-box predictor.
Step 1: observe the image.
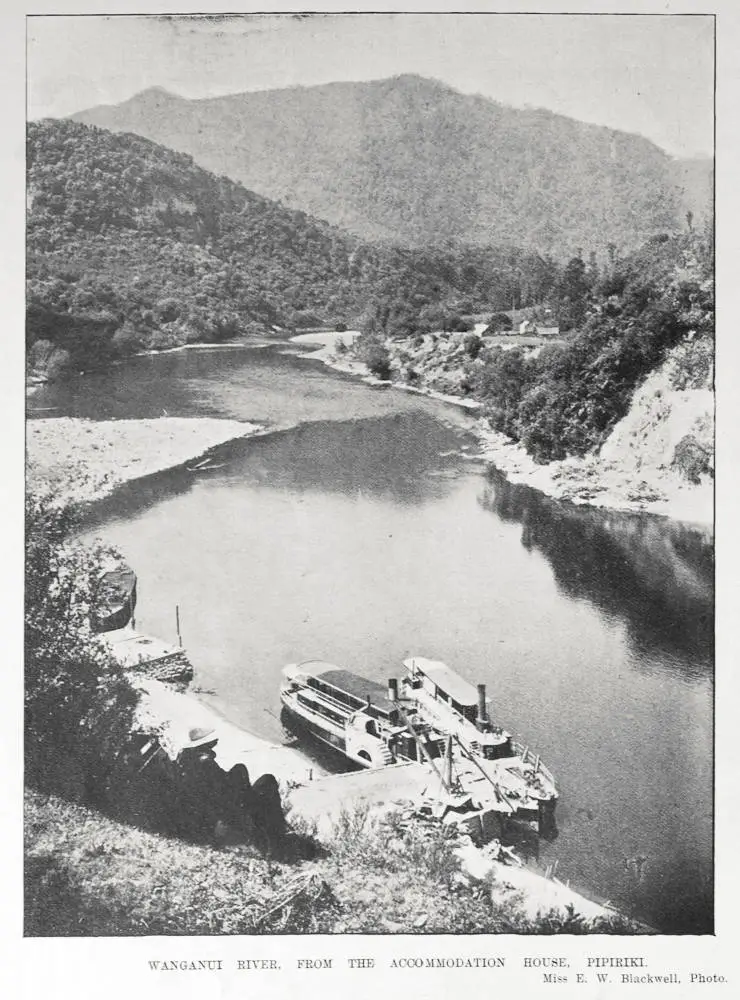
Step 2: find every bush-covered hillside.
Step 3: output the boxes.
[26,119,578,377]
[474,232,714,463]
[26,120,453,373]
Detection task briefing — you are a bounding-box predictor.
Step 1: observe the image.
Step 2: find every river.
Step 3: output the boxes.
[29,344,714,933]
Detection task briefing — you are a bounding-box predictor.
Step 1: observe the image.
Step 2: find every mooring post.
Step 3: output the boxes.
[444,735,453,789]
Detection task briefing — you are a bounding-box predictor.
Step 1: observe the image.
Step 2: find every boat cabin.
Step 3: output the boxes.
[404,657,488,724]
[300,664,402,727]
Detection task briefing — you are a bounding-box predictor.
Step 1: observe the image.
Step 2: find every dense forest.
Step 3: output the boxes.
[474,231,714,462]
[72,75,711,256]
[27,119,581,376]
[359,231,714,467]
[26,119,439,372]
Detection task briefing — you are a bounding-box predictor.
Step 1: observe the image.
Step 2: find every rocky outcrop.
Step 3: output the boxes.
[599,342,714,484]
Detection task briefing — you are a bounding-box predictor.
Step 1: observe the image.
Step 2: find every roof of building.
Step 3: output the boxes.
[403,657,483,706]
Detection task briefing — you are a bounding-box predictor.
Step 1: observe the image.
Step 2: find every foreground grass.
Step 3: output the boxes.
[25,790,337,935]
[25,790,638,936]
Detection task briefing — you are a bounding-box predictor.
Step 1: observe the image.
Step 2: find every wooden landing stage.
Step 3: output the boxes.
[102,627,183,668]
[100,627,193,683]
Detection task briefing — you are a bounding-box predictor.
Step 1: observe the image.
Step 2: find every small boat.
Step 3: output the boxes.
[186,458,228,473]
[279,661,446,769]
[400,657,558,830]
[91,565,138,633]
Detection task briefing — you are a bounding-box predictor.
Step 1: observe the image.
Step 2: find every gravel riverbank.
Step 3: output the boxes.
[26,416,263,506]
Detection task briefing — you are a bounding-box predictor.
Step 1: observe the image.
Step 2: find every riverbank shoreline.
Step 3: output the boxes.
[292,331,713,528]
[133,676,622,927]
[289,331,482,412]
[26,416,264,507]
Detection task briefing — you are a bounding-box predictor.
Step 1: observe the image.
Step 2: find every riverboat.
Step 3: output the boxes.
[280,661,446,769]
[400,657,558,829]
[91,564,138,633]
[281,657,558,834]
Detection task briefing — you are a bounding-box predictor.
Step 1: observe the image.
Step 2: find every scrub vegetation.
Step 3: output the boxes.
[358,230,714,469]
[25,792,640,936]
[25,487,140,803]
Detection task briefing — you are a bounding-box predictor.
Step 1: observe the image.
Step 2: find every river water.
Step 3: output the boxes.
[29,344,714,933]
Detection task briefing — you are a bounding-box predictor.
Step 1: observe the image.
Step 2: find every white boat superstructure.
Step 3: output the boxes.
[401,656,558,826]
[401,657,513,759]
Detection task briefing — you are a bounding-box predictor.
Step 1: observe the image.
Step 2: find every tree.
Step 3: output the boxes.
[357,334,392,380]
[462,332,483,359]
[25,489,139,803]
[556,256,591,331]
[486,312,513,333]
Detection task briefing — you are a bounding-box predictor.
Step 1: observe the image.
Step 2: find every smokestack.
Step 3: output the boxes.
[388,678,398,702]
[477,683,488,723]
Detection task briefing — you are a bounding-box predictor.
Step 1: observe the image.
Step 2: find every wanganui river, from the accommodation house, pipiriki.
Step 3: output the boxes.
[28,342,713,933]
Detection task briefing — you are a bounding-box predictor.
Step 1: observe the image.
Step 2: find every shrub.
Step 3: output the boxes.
[445,314,474,333]
[668,337,714,390]
[155,297,180,323]
[672,435,713,484]
[147,327,182,351]
[463,332,482,359]
[25,489,139,803]
[358,335,392,379]
[487,312,513,333]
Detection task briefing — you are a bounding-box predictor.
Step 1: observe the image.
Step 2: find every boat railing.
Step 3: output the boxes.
[296,685,356,720]
[511,739,556,784]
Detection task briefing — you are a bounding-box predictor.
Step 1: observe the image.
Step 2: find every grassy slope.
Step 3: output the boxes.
[24,790,636,936]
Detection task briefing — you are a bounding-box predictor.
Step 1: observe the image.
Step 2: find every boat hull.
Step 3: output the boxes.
[91,567,137,633]
[280,703,350,759]
[279,686,420,769]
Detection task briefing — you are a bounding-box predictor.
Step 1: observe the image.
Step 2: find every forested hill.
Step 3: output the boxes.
[70,75,711,257]
[26,118,484,372]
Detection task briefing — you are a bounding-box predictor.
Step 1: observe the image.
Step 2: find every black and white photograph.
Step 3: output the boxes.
[15,3,724,982]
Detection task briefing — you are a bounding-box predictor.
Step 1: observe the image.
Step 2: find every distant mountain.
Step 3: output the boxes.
[70,75,712,256]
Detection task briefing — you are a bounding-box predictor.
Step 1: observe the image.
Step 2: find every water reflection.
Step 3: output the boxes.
[480,470,714,678]
[220,414,471,506]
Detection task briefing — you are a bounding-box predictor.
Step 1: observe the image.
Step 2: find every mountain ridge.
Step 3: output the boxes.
[70,74,712,256]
